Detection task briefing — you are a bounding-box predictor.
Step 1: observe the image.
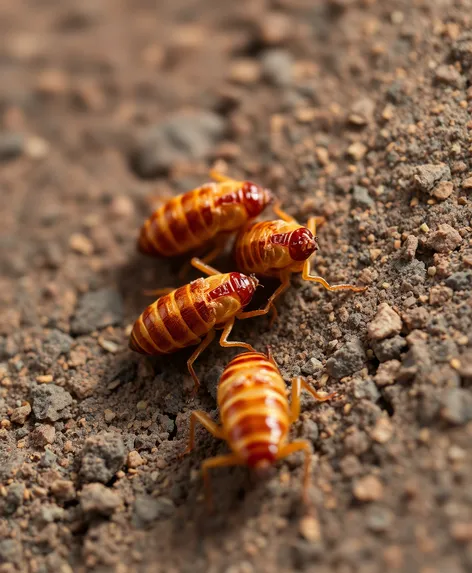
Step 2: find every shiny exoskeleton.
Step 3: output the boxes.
[232,204,367,321]
[183,351,337,507]
[138,171,273,264]
[129,259,262,391]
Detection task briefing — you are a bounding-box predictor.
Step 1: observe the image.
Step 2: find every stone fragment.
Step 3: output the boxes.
[368,303,402,341]
[80,432,125,483]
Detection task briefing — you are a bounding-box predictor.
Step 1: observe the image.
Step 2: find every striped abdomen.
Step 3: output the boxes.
[218,352,290,467]
[129,280,215,355]
[234,221,286,276]
[138,185,219,257]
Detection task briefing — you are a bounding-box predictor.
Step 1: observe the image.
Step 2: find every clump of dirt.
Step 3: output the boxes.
[1,1,472,572]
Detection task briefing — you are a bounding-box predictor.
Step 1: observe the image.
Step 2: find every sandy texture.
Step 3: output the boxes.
[1,1,472,572]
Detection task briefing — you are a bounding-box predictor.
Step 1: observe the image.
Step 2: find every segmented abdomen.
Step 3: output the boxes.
[129,281,215,355]
[218,352,290,466]
[138,185,219,256]
[234,221,278,275]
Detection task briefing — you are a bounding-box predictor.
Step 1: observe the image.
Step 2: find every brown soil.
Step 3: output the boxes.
[1,1,472,572]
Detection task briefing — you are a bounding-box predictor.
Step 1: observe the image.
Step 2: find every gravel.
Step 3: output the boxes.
[80,483,121,516]
[414,163,451,194]
[371,335,407,362]
[367,303,403,341]
[79,432,126,483]
[31,384,73,422]
[260,49,294,87]
[441,388,472,425]
[326,338,366,379]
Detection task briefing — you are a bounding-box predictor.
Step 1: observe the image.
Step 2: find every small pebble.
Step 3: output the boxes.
[299,515,321,542]
[370,417,394,444]
[80,483,121,516]
[368,303,402,341]
[347,142,368,160]
[127,450,144,468]
[353,475,384,501]
[69,233,94,256]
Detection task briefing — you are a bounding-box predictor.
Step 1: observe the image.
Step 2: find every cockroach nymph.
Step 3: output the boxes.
[138,170,273,265]
[183,350,337,507]
[232,203,367,322]
[129,259,263,392]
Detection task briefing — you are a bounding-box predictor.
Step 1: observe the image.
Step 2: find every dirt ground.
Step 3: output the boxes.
[1,0,472,571]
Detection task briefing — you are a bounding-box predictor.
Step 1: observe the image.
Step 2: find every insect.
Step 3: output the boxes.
[232,204,367,321]
[129,259,264,392]
[137,170,273,265]
[183,350,337,507]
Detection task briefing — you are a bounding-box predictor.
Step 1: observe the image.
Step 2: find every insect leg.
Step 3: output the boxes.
[142,287,174,297]
[237,273,291,323]
[302,260,367,293]
[201,454,243,510]
[289,377,337,423]
[273,201,297,223]
[218,317,256,352]
[306,216,326,236]
[276,440,313,504]
[182,410,225,457]
[187,329,216,393]
[191,257,221,276]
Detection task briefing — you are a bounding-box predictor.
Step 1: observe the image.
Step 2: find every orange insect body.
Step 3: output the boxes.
[184,351,336,506]
[235,219,317,278]
[129,270,258,389]
[138,171,273,259]
[232,208,366,321]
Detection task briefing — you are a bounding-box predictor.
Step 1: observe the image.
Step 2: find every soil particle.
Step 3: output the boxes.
[326,337,366,379]
[79,432,126,483]
[432,181,454,201]
[424,224,463,254]
[127,450,144,468]
[433,64,465,89]
[31,384,73,422]
[260,49,294,87]
[0,132,25,161]
[80,483,121,517]
[9,401,31,424]
[414,163,451,195]
[402,235,418,261]
[451,32,472,68]
[440,389,472,426]
[0,539,22,566]
[40,330,73,367]
[132,495,175,528]
[445,270,472,291]
[30,423,56,447]
[50,480,76,502]
[370,417,394,444]
[351,186,374,209]
[371,335,407,363]
[1,482,25,515]
[131,112,226,177]
[367,303,402,341]
[366,505,394,533]
[301,357,323,376]
[352,475,384,502]
[71,288,124,335]
[374,360,401,387]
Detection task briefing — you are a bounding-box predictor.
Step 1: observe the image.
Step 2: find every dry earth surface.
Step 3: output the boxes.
[1,0,472,572]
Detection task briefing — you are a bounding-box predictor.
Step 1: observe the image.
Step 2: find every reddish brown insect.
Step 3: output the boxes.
[232,204,367,321]
[183,350,337,507]
[129,259,264,392]
[138,170,273,264]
